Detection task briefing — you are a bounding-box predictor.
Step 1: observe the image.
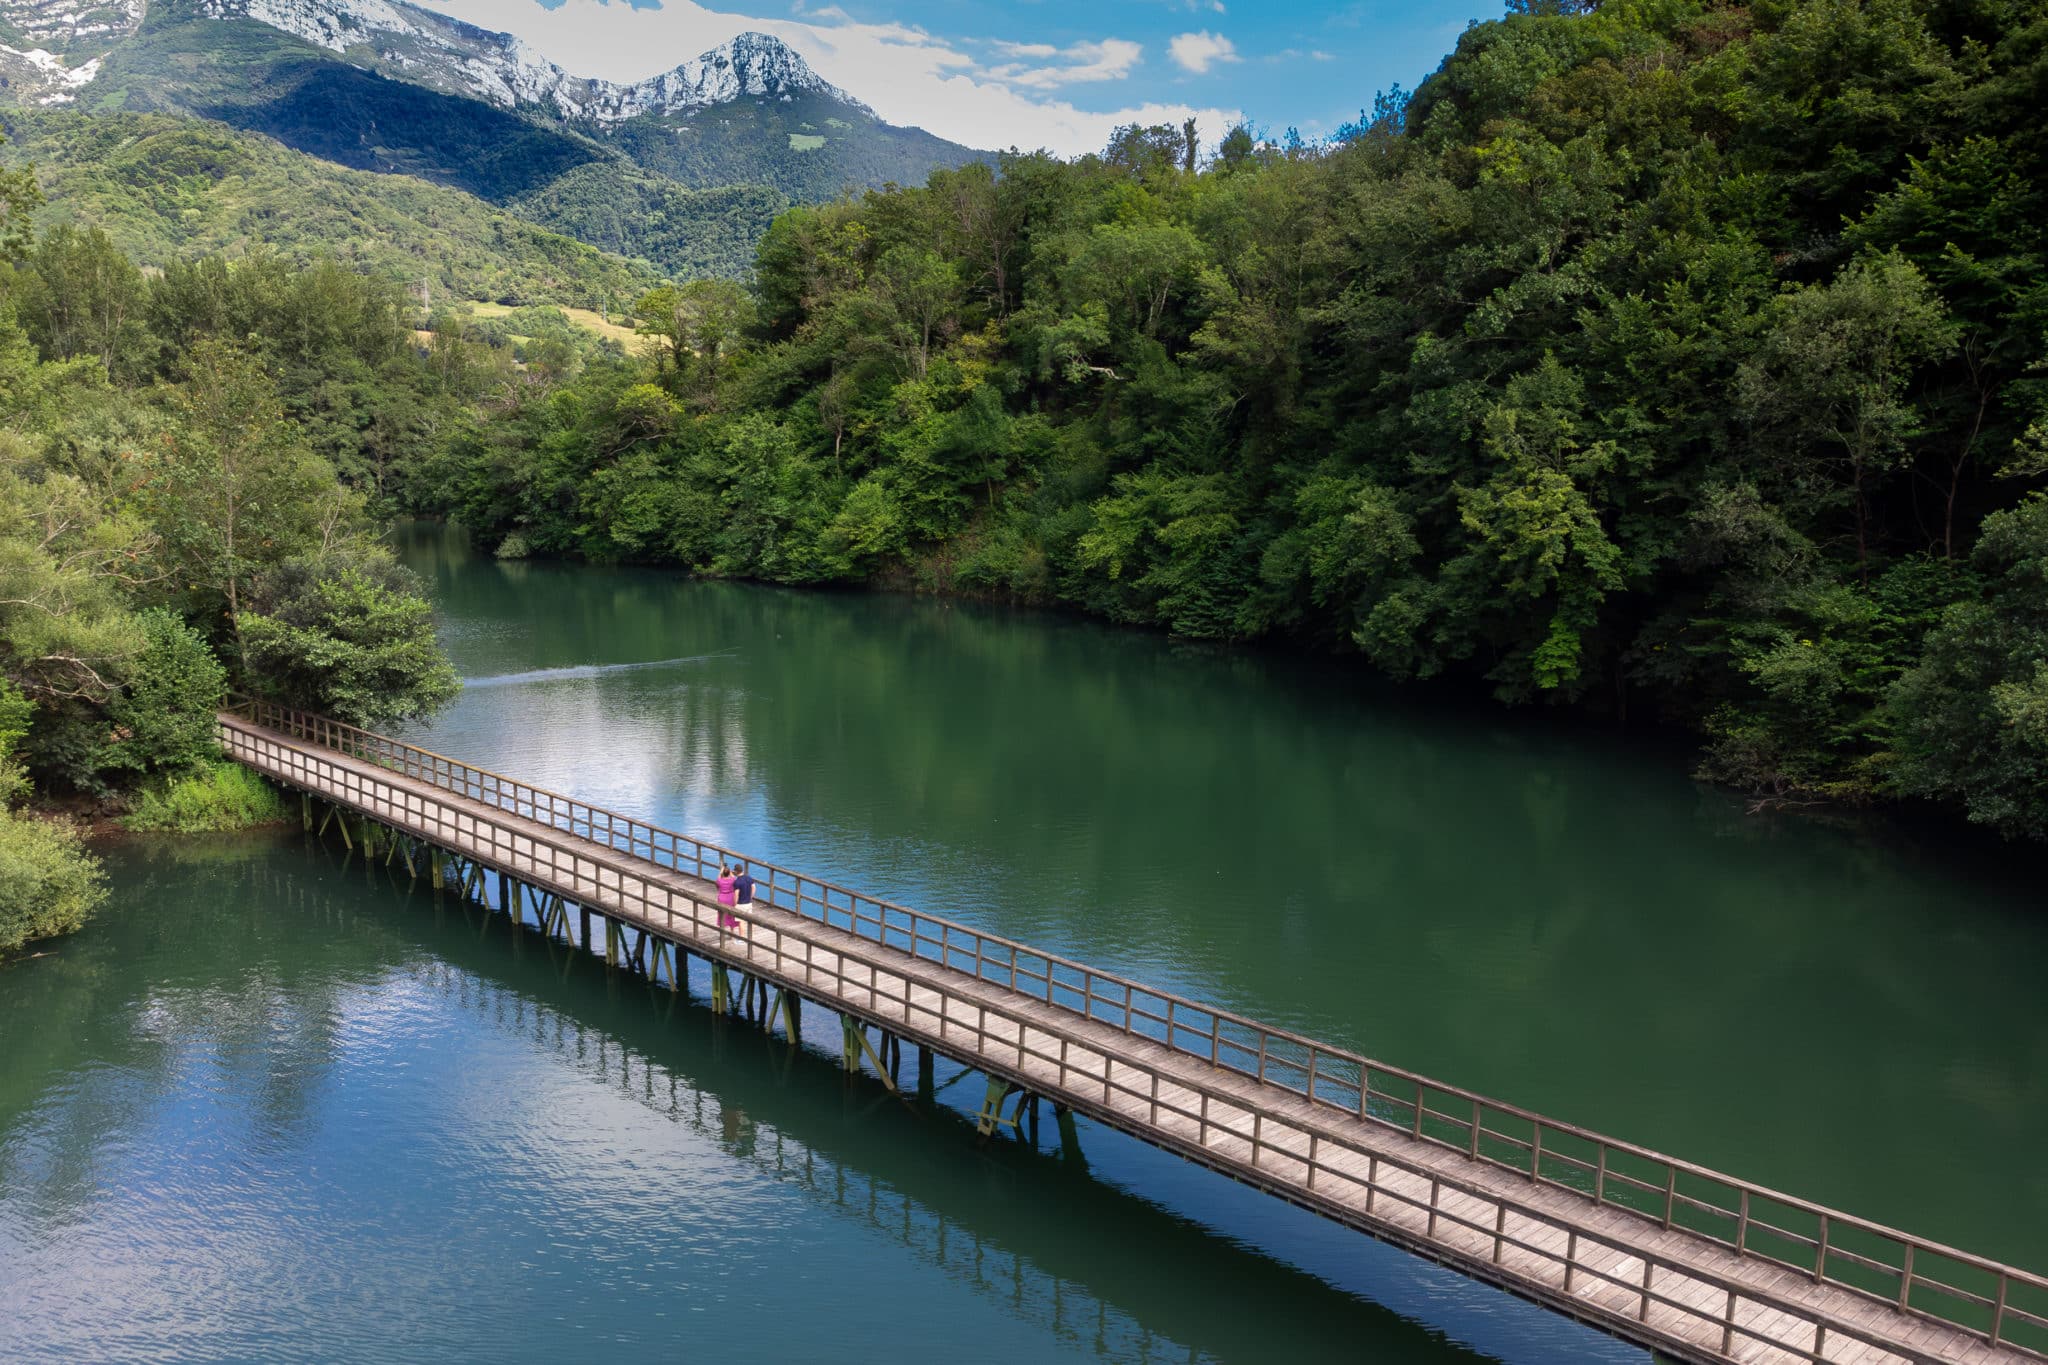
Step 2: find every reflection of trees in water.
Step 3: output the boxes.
[0,837,416,1232]
[403,529,2048,1267]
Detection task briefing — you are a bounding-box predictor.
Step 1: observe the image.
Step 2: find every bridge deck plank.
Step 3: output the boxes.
[222,717,2033,1365]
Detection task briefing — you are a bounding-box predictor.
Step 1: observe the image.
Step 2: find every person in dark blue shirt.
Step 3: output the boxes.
[731,864,756,934]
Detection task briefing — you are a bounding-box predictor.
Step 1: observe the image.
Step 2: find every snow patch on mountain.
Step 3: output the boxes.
[193,0,869,122]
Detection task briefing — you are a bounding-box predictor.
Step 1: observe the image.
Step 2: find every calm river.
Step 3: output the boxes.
[2,522,2043,1363]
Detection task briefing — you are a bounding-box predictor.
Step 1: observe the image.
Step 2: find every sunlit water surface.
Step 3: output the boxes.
[3,521,2043,1363]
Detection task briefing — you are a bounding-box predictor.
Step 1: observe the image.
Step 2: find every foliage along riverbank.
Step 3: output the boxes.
[406,0,2048,840]
[0,154,467,958]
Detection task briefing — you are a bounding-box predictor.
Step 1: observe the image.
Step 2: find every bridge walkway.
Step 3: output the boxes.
[219,704,2047,1365]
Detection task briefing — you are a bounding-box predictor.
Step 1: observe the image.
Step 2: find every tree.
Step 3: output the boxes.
[871,246,959,377]
[141,341,356,657]
[635,280,756,398]
[1738,253,1959,582]
[0,135,40,265]
[240,560,460,730]
[1890,496,2048,839]
[0,436,151,704]
[105,609,227,776]
[18,224,151,377]
[0,678,29,808]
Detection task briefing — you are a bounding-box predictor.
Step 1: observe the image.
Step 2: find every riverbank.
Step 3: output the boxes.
[438,521,2034,851]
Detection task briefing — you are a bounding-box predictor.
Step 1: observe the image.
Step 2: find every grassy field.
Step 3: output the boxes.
[465,299,644,348]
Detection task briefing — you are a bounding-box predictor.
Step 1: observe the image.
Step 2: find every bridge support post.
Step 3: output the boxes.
[840,1017,897,1090]
[976,1078,1017,1138]
[916,1047,934,1102]
[430,848,444,891]
[498,872,512,919]
[301,792,312,832]
[711,962,732,1015]
[358,817,376,858]
[779,990,800,1041]
[604,918,619,968]
[1054,1105,1085,1167]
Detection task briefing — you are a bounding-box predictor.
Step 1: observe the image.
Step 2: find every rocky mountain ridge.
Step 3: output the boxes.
[1,0,868,121]
[192,0,869,122]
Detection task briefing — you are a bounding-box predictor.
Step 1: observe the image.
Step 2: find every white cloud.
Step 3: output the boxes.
[412,0,1237,156]
[1167,30,1239,74]
[985,37,1142,90]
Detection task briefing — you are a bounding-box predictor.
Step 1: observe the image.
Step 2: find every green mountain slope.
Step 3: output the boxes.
[0,109,663,307]
[594,91,986,201]
[89,12,610,203]
[507,166,787,285]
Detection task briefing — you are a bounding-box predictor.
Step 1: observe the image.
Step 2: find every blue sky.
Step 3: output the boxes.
[424,0,1510,154]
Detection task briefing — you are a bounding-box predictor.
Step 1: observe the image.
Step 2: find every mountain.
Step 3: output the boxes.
[0,0,985,276]
[188,3,868,124]
[1,107,667,305]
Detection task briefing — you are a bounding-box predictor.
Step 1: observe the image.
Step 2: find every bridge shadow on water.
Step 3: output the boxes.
[262,832,1641,1365]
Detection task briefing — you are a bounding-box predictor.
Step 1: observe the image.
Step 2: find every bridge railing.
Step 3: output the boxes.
[226,698,2048,1357]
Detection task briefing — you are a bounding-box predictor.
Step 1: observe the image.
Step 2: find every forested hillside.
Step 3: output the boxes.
[0,110,663,307]
[413,0,2048,838]
[24,2,982,279]
[0,141,587,948]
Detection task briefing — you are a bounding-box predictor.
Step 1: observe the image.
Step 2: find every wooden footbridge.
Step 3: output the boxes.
[220,700,2048,1365]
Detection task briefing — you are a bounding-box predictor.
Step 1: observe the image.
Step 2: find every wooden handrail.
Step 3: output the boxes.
[219,702,2048,1351]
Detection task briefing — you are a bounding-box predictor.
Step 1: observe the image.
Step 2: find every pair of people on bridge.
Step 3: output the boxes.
[715,860,755,932]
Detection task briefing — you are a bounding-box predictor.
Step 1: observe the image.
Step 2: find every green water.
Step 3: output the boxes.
[3,522,2043,1363]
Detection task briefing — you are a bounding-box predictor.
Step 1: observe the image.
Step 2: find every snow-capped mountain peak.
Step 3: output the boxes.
[188,0,869,122]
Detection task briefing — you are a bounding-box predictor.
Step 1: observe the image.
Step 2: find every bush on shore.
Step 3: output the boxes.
[121,761,289,834]
[0,811,106,956]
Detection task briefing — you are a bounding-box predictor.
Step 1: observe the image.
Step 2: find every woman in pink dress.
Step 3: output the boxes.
[716,861,739,930]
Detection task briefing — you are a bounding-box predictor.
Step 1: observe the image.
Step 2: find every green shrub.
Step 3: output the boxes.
[106,608,227,776]
[0,811,107,955]
[122,759,288,833]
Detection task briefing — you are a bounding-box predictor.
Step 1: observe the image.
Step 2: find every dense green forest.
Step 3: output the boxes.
[0,110,665,307]
[507,165,788,285]
[413,0,2048,839]
[593,92,988,205]
[0,154,482,954]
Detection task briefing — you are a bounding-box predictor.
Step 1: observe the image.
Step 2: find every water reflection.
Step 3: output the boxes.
[1,837,1633,1363]
[398,522,2048,1269]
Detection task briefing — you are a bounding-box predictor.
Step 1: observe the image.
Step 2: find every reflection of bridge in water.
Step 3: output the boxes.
[226,702,2048,1365]
[262,862,1501,1365]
